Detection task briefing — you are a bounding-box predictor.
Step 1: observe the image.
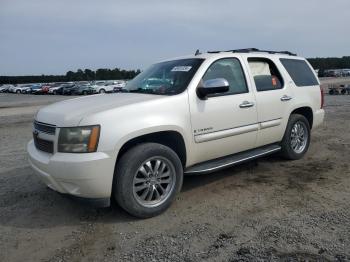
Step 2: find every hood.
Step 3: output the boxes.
[35,93,163,126]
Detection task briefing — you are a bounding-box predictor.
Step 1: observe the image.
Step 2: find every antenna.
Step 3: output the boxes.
[195,49,201,56]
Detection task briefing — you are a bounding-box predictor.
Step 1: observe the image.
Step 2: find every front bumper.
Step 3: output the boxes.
[27,140,115,200]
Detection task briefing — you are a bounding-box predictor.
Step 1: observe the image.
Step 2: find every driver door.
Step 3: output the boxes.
[189,57,258,164]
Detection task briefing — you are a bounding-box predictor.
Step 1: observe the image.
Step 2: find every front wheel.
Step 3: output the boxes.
[280,114,311,160]
[114,143,183,218]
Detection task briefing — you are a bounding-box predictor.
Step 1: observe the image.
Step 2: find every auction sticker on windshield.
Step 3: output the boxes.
[171,66,192,72]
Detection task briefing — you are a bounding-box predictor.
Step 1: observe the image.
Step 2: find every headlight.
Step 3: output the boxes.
[58,125,100,153]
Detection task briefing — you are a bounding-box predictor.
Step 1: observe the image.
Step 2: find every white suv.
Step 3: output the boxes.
[92,81,119,93]
[27,48,324,218]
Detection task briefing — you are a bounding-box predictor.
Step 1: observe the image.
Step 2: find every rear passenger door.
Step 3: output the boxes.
[245,56,294,147]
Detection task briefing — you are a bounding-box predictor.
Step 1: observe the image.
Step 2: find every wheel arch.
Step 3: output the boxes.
[290,106,313,129]
[115,130,187,168]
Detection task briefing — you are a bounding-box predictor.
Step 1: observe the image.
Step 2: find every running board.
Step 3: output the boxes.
[185,144,281,175]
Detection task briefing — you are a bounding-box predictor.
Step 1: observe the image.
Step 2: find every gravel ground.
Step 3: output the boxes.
[0,93,349,262]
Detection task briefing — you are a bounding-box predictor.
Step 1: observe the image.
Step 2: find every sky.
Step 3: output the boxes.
[0,0,349,76]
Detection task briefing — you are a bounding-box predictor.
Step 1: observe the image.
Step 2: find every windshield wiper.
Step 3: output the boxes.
[129,88,160,95]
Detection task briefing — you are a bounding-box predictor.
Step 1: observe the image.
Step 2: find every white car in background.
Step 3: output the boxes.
[0,84,14,92]
[112,80,127,92]
[93,81,119,93]
[7,85,17,93]
[11,84,32,94]
[90,81,106,93]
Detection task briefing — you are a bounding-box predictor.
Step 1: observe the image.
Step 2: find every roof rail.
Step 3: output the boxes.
[207,48,297,56]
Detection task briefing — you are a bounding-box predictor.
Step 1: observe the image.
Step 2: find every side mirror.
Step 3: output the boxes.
[197,78,229,99]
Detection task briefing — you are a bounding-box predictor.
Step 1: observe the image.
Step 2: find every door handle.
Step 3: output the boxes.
[239,101,255,108]
[280,95,292,101]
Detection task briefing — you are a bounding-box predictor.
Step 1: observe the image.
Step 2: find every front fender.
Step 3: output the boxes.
[114,124,189,160]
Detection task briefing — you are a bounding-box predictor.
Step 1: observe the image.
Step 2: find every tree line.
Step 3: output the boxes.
[307,56,350,76]
[0,68,141,85]
[1,56,350,84]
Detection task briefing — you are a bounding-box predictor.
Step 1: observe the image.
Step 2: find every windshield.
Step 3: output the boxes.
[125,58,204,95]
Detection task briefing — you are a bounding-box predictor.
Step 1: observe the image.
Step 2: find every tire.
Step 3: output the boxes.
[114,143,183,218]
[53,90,57,95]
[16,90,21,94]
[99,89,106,94]
[280,114,311,160]
[82,91,87,95]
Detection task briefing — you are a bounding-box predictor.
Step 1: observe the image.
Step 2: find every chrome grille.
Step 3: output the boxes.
[34,121,56,135]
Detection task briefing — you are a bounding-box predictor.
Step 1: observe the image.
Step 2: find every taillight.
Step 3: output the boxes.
[320,86,324,109]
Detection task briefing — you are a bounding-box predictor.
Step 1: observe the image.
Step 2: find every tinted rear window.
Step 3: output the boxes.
[280,59,318,87]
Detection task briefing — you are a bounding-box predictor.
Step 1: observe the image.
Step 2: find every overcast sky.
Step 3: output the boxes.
[1,0,349,75]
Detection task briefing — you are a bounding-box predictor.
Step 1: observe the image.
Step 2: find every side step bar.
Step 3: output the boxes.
[185,144,281,175]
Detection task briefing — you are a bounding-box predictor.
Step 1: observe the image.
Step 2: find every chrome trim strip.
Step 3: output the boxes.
[194,118,282,143]
[34,121,56,135]
[185,147,281,174]
[260,118,282,130]
[34,120,56,126]
[194,123,259,143]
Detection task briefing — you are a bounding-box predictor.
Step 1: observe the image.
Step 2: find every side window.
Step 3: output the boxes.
[280,58,318,87]
[202,58,248,96]
[248,58,284,92]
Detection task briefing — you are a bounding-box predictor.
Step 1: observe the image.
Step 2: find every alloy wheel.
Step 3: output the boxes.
[133,157,176,208]
[290,121,308,154]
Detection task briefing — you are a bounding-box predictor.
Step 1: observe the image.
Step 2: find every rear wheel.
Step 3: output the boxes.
[114,143,183,218]
[99,89,106,94]
[16,90,21,94]
[280,114,310,160]
[82,90,87,95]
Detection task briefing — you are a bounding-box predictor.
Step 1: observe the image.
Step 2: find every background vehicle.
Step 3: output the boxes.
[49,83,74,95]
[112,80,127,92]
[328,84,350,95]
[41,83,53,94]
[61,84,78,95]
[71,84,95,95]
[94,81,118,93]
[0,84,13,93]
[90,81,106,93]
[29,84,43,94]
[12,84,32,94]
[28,49,324,218]
[7,85,17,93]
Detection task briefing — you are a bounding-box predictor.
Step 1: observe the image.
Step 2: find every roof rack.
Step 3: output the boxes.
[207,48,297,56]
